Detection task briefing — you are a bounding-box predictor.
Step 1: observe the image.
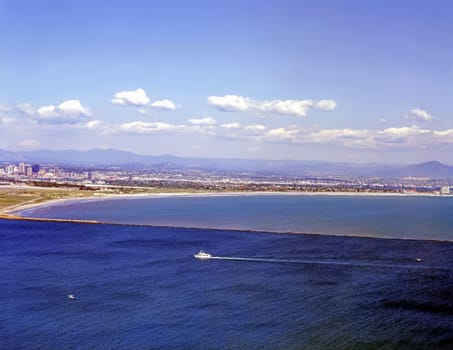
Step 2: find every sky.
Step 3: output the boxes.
[1,0,453,164]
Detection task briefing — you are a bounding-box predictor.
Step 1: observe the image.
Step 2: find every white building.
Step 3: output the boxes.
[441,186,450,195]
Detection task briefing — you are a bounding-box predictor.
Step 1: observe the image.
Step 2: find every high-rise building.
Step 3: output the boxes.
[6,164,16,175]
[19,162,26,174]
[32,164,40,174]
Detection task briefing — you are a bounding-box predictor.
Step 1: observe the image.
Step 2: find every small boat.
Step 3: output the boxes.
[415,258,422,263]
[67,294,76,300]
[194,250,212,259]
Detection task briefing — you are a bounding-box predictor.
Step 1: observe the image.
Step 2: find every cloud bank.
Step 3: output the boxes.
[112,120,453,149]
[3,97,453,154]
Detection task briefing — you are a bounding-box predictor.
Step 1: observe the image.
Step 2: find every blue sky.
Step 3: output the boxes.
[1,0,453,163]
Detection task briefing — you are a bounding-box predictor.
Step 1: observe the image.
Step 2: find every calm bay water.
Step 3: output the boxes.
[2,195,453,348]
[19,194,453,241]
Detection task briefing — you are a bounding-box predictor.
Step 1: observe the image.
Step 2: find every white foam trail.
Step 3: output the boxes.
[206,256,448,270]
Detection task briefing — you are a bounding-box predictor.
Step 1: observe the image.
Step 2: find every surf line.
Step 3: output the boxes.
[206,256,449,270]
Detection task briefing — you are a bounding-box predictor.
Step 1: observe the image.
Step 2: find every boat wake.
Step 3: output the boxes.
[204,255,451,270]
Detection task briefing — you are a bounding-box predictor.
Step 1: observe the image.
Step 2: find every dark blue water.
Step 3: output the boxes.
[19,195,453,241]
[1,219,453,349]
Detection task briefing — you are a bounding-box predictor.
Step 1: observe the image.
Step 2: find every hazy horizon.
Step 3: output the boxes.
[4,147,452,166]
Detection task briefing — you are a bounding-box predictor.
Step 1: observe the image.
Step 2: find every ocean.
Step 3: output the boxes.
[2,195,453,349]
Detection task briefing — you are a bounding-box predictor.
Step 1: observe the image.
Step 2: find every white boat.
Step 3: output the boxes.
[67,294,76,300]
[194,250,212,259]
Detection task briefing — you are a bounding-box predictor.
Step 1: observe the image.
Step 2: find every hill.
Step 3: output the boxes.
[1,149,452,178]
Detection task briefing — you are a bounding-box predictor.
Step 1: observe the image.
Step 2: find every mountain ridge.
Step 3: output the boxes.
[1,149,452,178]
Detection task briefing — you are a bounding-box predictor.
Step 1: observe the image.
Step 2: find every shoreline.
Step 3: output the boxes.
[0,212,99,225]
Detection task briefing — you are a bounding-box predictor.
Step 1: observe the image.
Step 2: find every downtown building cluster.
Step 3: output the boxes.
[1,162,40,177]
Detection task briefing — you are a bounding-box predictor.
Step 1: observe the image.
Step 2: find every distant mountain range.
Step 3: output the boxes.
[1,148,453,178]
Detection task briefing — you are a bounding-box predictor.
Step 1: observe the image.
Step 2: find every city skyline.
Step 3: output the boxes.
[1,0,453,163]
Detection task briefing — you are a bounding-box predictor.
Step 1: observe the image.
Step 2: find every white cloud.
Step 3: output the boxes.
[373,126,453,148]
[37,100,90,117]
[207,95,251,112]
[111,88,150,106]
[151,99,177,110]
[220,122,241,129]
[215,124,268,140]
[84,120,103,130]
[35,99,91,124]
[244,124,267,132]
[111,89,177,111]
[16,103,35,115]
[433,129,453,143]
[377,126,430,143]
[433,129,453,137]
[265,127,298,141]
[188,117,217,125]
[303,128,374,148]
[315,100,337,111]
[37,105,57,117]
[119,121,185,134]
[80,120,115,135]
[261,125,453,148]
[259,100,313,117]
[213,124,267,140]
[57,100,91,116]
[307,128,370,143]
[138,108,149,115]
[405,108,434,122]
[216,123,447,148]
[207,94,337,117]
[118,119,219,136]
[8,96,452,151]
